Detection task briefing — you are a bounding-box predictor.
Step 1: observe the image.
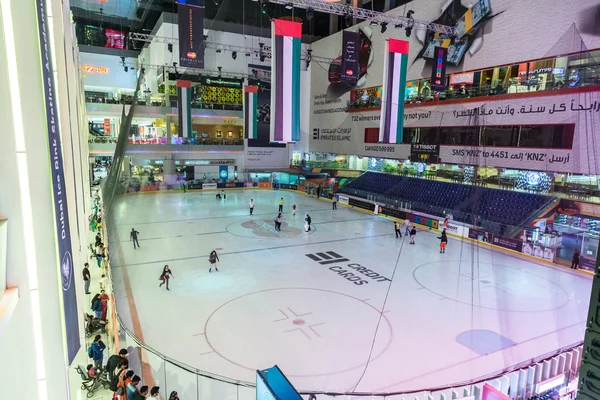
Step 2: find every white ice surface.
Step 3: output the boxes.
[110,190,591,394]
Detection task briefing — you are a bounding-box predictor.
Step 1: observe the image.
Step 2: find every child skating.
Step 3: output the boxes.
[409,227,416,244]
[209,250,220,272]
[438,229,448,253]
[292,204,296,216]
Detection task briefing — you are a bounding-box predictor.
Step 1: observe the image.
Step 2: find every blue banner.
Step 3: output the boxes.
[219,166,229,180]
[36,0,80,364]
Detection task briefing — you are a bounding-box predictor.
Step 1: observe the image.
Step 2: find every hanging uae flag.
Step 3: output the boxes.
[379,39,409,144]
[177,80,192,138]
[244,86,259,140]
[270,19,302,143]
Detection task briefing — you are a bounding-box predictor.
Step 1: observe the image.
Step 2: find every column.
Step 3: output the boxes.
[0,0,73,398]
[166,116,172,145]
[162,159,177,184]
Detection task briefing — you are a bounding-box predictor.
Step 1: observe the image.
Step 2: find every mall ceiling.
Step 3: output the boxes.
[70,0,410,39]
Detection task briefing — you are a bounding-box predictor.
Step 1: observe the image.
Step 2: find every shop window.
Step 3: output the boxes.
[482,126,519,147]
[518,125,573,148]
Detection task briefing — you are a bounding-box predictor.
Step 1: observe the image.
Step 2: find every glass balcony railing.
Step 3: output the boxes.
[88,136,243,146]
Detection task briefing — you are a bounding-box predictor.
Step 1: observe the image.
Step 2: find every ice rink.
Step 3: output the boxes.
[109,189,592,394]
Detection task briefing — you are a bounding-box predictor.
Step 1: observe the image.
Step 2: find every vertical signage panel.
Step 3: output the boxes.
[431,46,448,92]
[340,31,360,86]
[35,0,80,364]
[177,1,205,69]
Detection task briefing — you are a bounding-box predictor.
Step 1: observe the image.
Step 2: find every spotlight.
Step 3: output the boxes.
[306,7,314,21]
[344,14,352,28]
[370,20,378,26]
[380,22,388,33]
[285,2,293,9]
[167,43,173,53]
[232,51,237,60]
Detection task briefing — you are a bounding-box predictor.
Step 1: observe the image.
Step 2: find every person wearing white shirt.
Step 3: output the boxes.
[249,199,255,216]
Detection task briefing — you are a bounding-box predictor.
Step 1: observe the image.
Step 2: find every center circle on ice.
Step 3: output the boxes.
[227,219,312,238]
[204,288,393,376]
[413,261,569,312]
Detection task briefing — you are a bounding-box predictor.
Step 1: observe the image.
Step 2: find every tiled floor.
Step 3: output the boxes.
[108,189,592,395]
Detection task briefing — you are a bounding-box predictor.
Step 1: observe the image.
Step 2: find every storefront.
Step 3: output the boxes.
[551,200,600,270]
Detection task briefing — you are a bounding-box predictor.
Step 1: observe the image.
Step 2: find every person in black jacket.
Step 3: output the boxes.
[130,228,140,249]
[438,229,448,253]
[409,227,416,244]
[572,249,580,269]
[159,265,174,290]
[305,214,312,231]
[105,349,128,382]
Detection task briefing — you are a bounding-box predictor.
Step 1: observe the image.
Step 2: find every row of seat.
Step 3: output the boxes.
[340,172,555,235]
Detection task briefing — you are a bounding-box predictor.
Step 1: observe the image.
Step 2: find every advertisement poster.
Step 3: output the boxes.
[247,64,285,149]
[177,1,205,69]
[340,31,360,86]
[430,47,447,92]
[103,118,111,135]
[36,0,80,364]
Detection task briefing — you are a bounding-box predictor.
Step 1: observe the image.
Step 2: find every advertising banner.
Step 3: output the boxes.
[202,183,217,189]
[103,118,111,135]
[468,228,494,244]
[338,195,349,205]
[245,148,289,169]
[450,72,475,85]
[36,0,80,364]
[219,166,229,180]
[430,47,448,92]
[439,219,466,237]
[491,235,523,253]
[340,31,360,86]
[177,1,205,69]
[411,144,440,163]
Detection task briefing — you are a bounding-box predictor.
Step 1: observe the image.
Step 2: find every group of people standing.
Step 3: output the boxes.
[393,218,447,250]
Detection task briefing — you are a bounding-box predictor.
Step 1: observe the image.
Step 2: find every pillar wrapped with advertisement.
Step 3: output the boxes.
[270,19,301,143]
[244,86,258,140]
[177,80,192,138]
[379,39,409,144]
[177,0,205,69]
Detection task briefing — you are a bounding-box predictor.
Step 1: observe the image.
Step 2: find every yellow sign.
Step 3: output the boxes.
[81,64,109,74]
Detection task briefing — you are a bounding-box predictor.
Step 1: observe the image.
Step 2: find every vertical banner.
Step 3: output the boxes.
[177,80,192,138]
[379,39,409,144]
[340,30,360,86]
[431,46,448,92]
[35,0,80,364]
[219,166,229,180]
[103,118,111,135]
[177,0,205,69]
[270,19,302,143]
[244,86,259,139]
